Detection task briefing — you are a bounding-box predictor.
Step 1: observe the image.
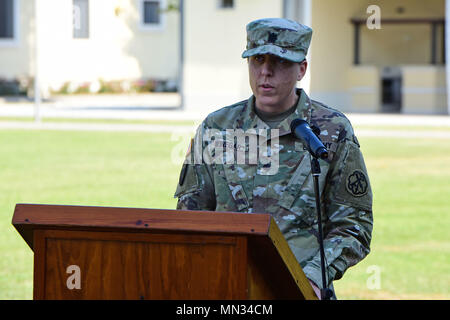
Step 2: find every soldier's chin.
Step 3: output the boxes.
[256,96,281,109]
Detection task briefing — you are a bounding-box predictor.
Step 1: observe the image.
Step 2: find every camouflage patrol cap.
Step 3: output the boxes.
[242,18,312,63]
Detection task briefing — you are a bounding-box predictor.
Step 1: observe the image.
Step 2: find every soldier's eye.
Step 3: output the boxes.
[254,55,264,62]
[277,58,293,67]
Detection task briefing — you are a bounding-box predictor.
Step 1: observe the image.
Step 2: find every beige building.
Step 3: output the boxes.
[183,0,447,115]
[0,0,448,115]
[0,0,180,95]
[310,0,446,115]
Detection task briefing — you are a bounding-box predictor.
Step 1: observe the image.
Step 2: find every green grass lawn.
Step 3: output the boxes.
[333,137,450,299]
[0,116,199,126]
[0,127,449,300]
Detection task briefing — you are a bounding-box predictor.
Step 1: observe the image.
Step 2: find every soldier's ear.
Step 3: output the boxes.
[297,60,307,81]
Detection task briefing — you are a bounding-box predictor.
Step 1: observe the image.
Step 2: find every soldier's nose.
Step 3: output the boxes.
[261,62,273,76]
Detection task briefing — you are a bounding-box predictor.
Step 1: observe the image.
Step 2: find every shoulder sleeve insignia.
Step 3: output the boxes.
[346,170,368,197]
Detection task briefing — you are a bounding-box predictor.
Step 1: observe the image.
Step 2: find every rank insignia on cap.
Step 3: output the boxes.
[346,170,368,197]
[268,32,278,43]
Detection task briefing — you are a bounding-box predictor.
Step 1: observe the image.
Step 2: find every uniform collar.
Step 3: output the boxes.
[241,88,312,138]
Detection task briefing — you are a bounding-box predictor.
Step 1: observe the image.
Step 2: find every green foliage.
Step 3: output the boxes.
[49,78,176,95]
[0,79,29,96]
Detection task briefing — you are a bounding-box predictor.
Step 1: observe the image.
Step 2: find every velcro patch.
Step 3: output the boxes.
[346,170,368,197]
[332,141,372,211]
[186,138,193,157]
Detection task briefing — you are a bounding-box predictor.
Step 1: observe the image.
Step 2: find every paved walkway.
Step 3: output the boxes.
[1,93,450,138]
[0,120,197,133]
[1,120,450,139]
[0,93,207,120]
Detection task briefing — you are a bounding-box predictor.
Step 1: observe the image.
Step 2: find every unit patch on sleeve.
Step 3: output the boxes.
[346,170,368,197]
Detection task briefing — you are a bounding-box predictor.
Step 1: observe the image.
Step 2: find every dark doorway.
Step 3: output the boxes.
[381,67,402,113]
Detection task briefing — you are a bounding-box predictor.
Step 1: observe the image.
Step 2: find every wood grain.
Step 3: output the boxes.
[36,230,247,300]
[13,204,271,249]
[33,230,47,300]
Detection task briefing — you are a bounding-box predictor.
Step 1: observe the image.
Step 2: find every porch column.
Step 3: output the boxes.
[34,0,41,122]
[446,0,450,114]
[284,0,312,95]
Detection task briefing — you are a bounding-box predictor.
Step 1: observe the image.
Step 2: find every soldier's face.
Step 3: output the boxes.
[248,54,307,113]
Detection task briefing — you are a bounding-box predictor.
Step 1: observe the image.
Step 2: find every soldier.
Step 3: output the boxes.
[174,18,373,299]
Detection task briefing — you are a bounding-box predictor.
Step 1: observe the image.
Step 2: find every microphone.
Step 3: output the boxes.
[291,119,331,299]
[290,119,328,159]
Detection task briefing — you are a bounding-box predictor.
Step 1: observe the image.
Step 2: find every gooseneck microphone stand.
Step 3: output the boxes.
[310,155,333,300]
[290,119,333,300]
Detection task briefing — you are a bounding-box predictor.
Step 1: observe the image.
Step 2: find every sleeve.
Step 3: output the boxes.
[174,123,216,211]
[302,129,373,289]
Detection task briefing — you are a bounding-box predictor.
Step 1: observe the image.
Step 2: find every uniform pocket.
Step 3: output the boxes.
[222,164,252,212]
[277,153,310,210]
[277,152,330,227]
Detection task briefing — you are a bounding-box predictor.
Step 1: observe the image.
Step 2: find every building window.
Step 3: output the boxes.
[73,0,89,39]
[0,0,18,46]
[139,0,165,31]
[143,0,160,24]
[0,0,14,38]
[219,0,234,9]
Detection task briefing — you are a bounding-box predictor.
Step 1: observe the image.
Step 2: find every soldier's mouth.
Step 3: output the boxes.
[259,84,275,92]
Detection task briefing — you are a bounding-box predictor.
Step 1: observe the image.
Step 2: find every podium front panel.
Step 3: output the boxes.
[34,229,248,300]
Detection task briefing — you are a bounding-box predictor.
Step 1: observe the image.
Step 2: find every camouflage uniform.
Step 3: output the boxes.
[174,18,373,295]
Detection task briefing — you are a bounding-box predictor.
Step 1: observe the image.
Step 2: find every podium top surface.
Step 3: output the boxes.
[12,203,273,249]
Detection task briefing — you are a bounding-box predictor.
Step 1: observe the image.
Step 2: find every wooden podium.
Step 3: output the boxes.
[12,203,317,300]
